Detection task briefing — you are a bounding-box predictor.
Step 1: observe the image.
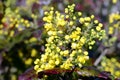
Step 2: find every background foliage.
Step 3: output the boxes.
[0,0,120,80]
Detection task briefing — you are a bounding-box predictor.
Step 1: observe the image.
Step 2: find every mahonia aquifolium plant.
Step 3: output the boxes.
[101,57,120,78]
[34,4,105,73]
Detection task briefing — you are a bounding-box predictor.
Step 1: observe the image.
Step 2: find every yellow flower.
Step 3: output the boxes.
[55,60,60,65]
[58,30,63,34]
[60,65,64,68]
[58,41,63,46]
[47,31,53,35]
[66,15,69,18]
[63,50,69,56]
[115,71,120,78]
[85,17,91,22]
[44,23,53,31]
[31,49,37,57]
[24,20,29,24]
[25,58,32,65]
[101,62,106,67]
[41,54,47,60]
[56,47,60,52]
[10,18,14,22]
[47,64,55,69]
[94,20,98,24]
[78,63,82,67]
[18,50,23,58]
[80,37,86,44]
[29,37,37,43]
[47,36,54,42]
[90,15,94,19]
[37,68,43,73]
[40,64,45,69]
[78,12,82,16]
[98,23,103,27]
[84,56,89,60]
[57,19,66,26]
[44,15,53,23]
[44,11,48,15]
[70,50,76,57]
[65,35,70,40]
[34,65,39,70]
[73,16,76,20]
[84,22,89,26]
[1,18,6,23]
[109,27,114,34]
[78,57,85,63]
[15,24,19,28]
[0,30,3,35]
[76,27,81,31]
[65,8,68,13]
[70,31,80,41]
[79,18,84,23]
[26,23,30,27]
[20,19,24,23]
[34,59,39,64]
[96,26,101,31]
[69,21,74,26]
[84,51,88,55]
[64,64,70,69]
[0,25,3,29]
[71,43,77,49]
[49,60,55,65]
[60,51,64,56]
[112,0,117,4]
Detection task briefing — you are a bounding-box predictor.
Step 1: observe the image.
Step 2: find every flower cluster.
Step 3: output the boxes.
[103,13,120,47]
[0,8,35,38]
[100,57,120,78]
[34,4,105,73]
[108,13,120,35]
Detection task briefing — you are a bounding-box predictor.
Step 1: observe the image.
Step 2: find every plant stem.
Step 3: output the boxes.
[94,49,108,66]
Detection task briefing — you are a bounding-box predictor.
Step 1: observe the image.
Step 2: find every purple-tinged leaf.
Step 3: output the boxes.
[19,67,37,80]
[98,71,112,79]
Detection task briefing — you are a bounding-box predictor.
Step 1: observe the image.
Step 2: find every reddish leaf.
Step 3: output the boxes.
[19,67,37,80]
